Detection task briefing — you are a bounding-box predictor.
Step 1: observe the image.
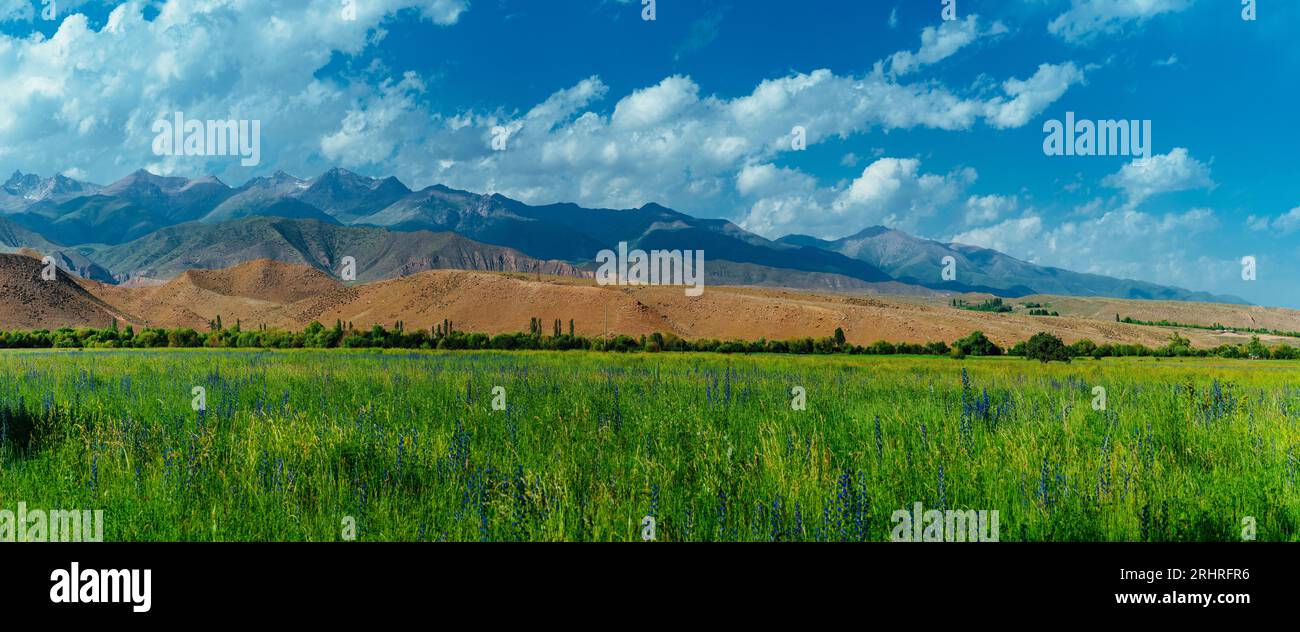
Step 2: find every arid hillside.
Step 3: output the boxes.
[0,253,128,329]
[10,258,1296,349]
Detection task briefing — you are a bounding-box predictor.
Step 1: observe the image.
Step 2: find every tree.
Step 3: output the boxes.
[1162,332,1193,357]
[1068,338,1097,358]
[1246,336,1269,360]
[1272,344,1300,360]
[1024,332,1071,363]
[833,327,846,348]
[952,331,1002,357]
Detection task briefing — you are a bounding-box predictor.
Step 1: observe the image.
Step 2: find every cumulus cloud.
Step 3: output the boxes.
[1247,206,1300,235]
[964,194,1018,226]
[950,206,1220,288]
[732,162,828,238]
[0,0,469,182]
[982,62,1085,129]
[833,158,975,228]
[356,58,1082,226]
[1048,0,1195,44]
[736,157,976,239]
[477,58,1075,209]
[1102,148,1213,206]
[951,215,1046,254]
[887,15,1007,76]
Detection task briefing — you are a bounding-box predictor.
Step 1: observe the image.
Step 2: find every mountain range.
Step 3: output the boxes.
[0,168,1246,305]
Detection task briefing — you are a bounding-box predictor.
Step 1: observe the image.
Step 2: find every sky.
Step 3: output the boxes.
[0,0,1295,307]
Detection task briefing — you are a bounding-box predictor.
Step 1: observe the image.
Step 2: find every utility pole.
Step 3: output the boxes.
[604,303,608,339]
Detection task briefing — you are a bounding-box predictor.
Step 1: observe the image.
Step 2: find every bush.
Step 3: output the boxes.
[1024,332,1071,363]
[952,331,1002,356]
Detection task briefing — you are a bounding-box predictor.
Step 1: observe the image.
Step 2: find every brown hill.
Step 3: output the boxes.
[9,257,1300,349]
[89,259,340,330]
[0,253,126,329]
[179,259,341,304]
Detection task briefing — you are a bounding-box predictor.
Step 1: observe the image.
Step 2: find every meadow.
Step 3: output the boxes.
[0,349,1296,541]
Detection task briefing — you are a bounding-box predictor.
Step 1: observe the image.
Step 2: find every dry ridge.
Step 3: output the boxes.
[6,256,1300,348]
[0,252,131,329]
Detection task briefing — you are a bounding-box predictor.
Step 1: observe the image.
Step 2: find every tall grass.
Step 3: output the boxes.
[0,349,1296,541]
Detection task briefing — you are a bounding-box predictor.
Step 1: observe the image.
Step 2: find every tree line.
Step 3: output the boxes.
[0,319,1295,360]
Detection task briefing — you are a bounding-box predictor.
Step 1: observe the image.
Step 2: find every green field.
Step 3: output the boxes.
[1,349,1296,541]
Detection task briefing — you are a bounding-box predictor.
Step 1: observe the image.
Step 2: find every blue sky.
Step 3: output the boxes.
[0,0,1296,306]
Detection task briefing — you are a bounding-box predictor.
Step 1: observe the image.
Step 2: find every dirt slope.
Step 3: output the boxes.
[8,257,1300,348]
[0,253,126,329]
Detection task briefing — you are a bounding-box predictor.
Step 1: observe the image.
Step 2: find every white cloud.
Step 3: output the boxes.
[1102,147,1213,206]
[419,0,470,25]
[0,0,469,182]
[950,206,1220,289]
[983,62,1085,129]
[383,58,1081,223]
[832,158,975,229]
[951,215,1046,254]
[964,194,1018,226]
[732,163,827,238]
[887,15,1007,76]
[736,157,976,239]
[612,76,700,130]
[1248,206,1300,235]
[0,0,32,21]
[1048,0,1195,44]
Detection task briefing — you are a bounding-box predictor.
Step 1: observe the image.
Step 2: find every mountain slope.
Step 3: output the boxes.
[1,171,101,211]
[296,168,411,223]
[355,187,894,284]
[0,166,1245,306]
[201,171,337,224]
[0,217,115,283]
[88,216,586,283]
[6,170,235,244]
[779,226,1245,304]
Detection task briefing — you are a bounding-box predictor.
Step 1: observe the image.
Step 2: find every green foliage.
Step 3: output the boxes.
[1069,338,1097,358]
[952,331,1003,357]
[1024,332,1071,363]
[0,320,1289,361]
[953,297,1013,313]
[1119,315,1300,340]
